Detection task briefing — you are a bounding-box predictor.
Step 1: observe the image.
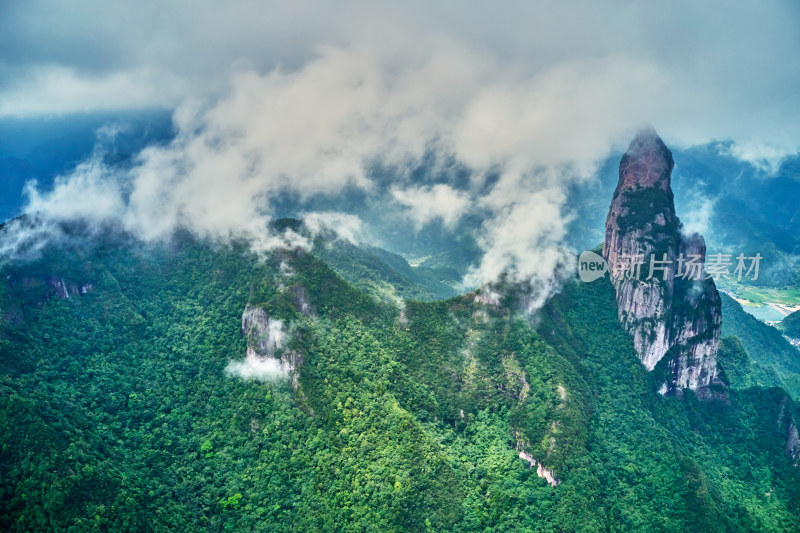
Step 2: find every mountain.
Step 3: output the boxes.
[1,134,799,531]
[603,129,722,395]
[779,309,800,340]
[2,209,800,530]
[564,141,800,291]
[720,293,800,399]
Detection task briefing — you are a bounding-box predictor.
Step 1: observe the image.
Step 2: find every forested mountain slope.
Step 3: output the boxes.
[1,228,799,531]
[779,309,800,340]
[720,293,800,400]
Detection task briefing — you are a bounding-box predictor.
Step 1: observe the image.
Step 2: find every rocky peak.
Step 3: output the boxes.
[617,127,674,193]
[603,129,722,395]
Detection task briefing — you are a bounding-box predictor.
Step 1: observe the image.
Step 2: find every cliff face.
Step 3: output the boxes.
[603,129,722,394]
[240,304,304,387]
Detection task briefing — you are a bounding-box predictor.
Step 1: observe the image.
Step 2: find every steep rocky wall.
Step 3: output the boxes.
[603,129,722,394]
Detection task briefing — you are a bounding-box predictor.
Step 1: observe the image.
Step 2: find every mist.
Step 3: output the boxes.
[3,1,800,293]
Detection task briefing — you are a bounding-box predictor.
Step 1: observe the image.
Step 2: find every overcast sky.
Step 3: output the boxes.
[3,0,800,290]
[3,1,799,145]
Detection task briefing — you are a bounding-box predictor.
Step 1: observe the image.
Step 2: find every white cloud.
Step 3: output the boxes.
[226,316,289,382]
[16,47,653,255]
[0,42,758,289]
[5,0,800,294]
[302,211,365,244]
[0,217,56,263]
[722,142,796,175]
[24,157,125,221]
[391,184,471,229]
[3,1,799,159]
[0,65,185,116]
[681,193,716,238]
[465,187,574,291]
[225,354,288,382]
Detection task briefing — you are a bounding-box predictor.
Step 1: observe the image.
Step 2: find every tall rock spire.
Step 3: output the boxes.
[603,129,722,395]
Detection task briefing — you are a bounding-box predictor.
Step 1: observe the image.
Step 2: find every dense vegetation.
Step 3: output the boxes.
[1,229,799,531]
[309,236,457,302]
[779,309,800,339]
[720,293,800,400]
[616,185,676,234]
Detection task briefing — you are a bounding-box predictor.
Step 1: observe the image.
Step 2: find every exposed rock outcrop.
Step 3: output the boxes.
[786,422,800,467]
[47,277,70,299]
[603,128,722,394]
[235,304,304,386]
[515,436,561,486]
[6,273,95,303]
[777,396,800,466]
[288,285,313,316]
[474,288,501,308]
[500,353,530,402]
[242,305,285,359]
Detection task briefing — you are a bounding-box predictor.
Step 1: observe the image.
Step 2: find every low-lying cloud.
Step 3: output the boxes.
[4,1,800,296]
[392,184,471,230]
[13,44,632,289]
[226,354,288,382]
[227,315,289,382]
[301,211,367,245]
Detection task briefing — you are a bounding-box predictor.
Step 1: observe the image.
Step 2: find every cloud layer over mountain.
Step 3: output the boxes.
[3,1,799,292]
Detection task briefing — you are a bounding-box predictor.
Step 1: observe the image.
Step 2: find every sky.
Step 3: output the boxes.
[2,0,800,291]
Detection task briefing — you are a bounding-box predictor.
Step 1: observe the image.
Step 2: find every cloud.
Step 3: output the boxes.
[721,142,797,175]
[0,155,128,263]
[391,184,471,229]
[4,0,800,295]
[302,211,365,244]
[227,316,289,382]
[24,157,125,222]
[3,1,799,156]
[464,187,574,291]
[225,354,288,382]
[13,44,606,289]
[0,217,56,263]
[681,193,717,239]
[0,65,185,116]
